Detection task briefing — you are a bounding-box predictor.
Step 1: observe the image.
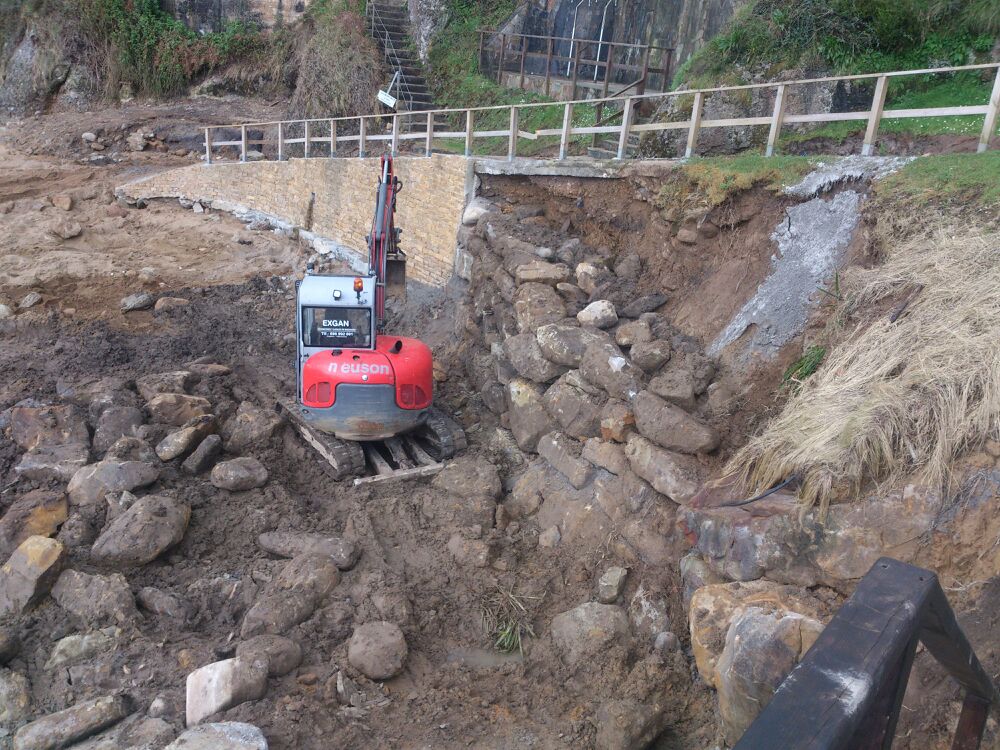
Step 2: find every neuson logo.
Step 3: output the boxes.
[329,362,391,376]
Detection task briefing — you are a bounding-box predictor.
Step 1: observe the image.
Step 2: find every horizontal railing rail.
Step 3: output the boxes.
[202,61,1000,164]
[734,557,998,749]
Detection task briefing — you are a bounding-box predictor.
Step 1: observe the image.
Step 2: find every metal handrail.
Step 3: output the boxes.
[365,1,419,111]
[201,61,1000,163]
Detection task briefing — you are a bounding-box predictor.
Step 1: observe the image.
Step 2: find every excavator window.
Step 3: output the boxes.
[301,306,372,349]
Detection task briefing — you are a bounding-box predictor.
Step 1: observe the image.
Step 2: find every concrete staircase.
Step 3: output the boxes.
[365,1,437,114]
[587,132,641,159]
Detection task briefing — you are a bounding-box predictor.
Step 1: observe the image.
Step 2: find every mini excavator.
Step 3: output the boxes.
[285,156,465,481]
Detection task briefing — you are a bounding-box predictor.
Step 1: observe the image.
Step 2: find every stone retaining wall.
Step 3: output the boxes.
[120,155,471,287]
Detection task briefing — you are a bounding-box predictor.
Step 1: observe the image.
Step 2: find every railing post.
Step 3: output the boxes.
[391,114,400,156]
[465,110,474,157]
[478,30,484,74]
[508,106,519,161]
[638,46,650,95]
[303,120,310,158]
[592,102,604,149]
[204,128,212,165]
[519,35,527,89]
[359,117,367,158]
[978,66,1000,153]
[863,75,888,157]
[544,37,553,96]
[685,91,703,158]
[602,45,614,98]
[559,102,573,160]
[617,97,634,160]
[277,121,284,161]
[329,119,336,157]
[240,124,247,162]
[766,84,787,157]
[497,34,506,85]
[570,43,581,100]
[425,111,434,157]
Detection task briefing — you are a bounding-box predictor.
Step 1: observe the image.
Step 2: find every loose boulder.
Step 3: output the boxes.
[543,373,604,440]
[550,602,631,667]
[536,324,609,368]
[580,341,644,401]
[67,461,159,506]
[577,300,618,329]
[348,621,408,680]
[503,333,567,383]
[221,401,282,452]
[92,406,143,454]
[136,372,194,401]
[156,415,215,461]
[164,722,267,750]
[13,695,130,750]
[0,490,68,559]
[236,635,302,677]
[624,435,701,503]
[633,391,719,454]
[145,394,211,426]
[506,379,556,452]
[185,658,268,726]
[90,495,190,568]
[513,283,565,333]
[211,458,268,491]
[0,537,66,618]
[0,668,31,729]
[258,532,361,570]
[51,569,138,626]
[182,434,222,475]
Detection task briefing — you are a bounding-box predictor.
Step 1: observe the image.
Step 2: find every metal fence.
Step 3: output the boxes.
[202,62,1000,164]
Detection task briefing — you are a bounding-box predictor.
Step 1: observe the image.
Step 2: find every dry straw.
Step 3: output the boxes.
[728,217,1000,517]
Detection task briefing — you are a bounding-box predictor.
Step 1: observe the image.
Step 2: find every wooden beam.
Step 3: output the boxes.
[359,117,367,158]
[766,84,787,157]
[353,461,443,486]
[685,91,703,158]
[425,111,434,157]
[979,66,1000,153]
[465,110,474,156]
[329,119,336,156]
[617,97,634,160]
[863,75,888,156]
[303,120,310,158]
[508,106,519,161]
[544,37,553,96]
[559,102,573,160]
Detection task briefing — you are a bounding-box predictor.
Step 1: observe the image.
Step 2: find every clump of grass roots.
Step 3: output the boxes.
[480,585,540,654]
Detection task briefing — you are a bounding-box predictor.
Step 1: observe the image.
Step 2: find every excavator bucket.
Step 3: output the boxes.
[386,251,407,302]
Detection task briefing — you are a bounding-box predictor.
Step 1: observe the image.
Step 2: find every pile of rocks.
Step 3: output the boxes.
[457,203,723,566]
[0,360,296,747]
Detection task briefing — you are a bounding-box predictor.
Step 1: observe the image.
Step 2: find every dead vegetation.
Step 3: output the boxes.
[729,207,1000,515]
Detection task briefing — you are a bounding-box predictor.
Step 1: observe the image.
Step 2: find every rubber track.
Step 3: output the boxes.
[417,408,468,460]
[277,398,367,479]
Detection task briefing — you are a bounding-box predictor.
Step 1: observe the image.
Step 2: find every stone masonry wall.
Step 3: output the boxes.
[121,155,470,287]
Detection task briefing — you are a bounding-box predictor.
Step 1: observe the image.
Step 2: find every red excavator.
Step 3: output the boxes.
[285,156,465,480]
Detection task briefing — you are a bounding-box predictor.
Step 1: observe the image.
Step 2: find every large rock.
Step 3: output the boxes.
[550,602,631,667]
[633,391,719,454]
[10,403,90,481]
[13,695,130,750]
[90,495,190,567]
[620,293,667,318]
[347,621,408,680]
[0,668,31,729]
[580,341,644,401]
[543,373,604,440]
[716,606,824,744]
[236,635,302,677]
[156,415,215,461]
[535,324,609,368]
[92,407,143,454]
[614,319,652,347]
[503,333,567,383]
[577,300,618,329]
[530,464,616,549]
[14,443,90,483]
[164,722,267,750]
[239,591,314,639]
[67,461,159,506]
[0,490,68,559]
[624,435,701,503]
[51,569,138,626]
[0,537,66,618]
[649,366,696,410]
[272,553,341,601]
[629,340,672,373]
[537,432,593,489]
[600,401,635,442]
[211,458,268,491]
[145,394,211,426]
[137,586,192,621]
[513,283,565,333]
[582,439,628,476]
[574,262,614,295]
[506,379,555,452]
[222,402,282,453]
[185,658,268,726]
[258,532,361,570]
[431,455,502,501]
[135,372,194,401]
[514,260,571,286]
[181,434,222,475]
[45,630,116,670]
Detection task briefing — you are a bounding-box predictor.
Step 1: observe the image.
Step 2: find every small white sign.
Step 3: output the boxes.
[378,90,398,109]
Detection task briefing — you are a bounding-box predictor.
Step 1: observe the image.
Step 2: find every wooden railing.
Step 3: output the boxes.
[202,62,1000,164]
[735,557,998,749]
[477,30,673,99]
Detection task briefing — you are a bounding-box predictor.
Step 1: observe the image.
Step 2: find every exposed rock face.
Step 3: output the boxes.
[348,621,409,680]
[90,495,190,568]
[0,536,66,618]
[13,695,130,750]
[551,602,631,667]
[185,658,268,726]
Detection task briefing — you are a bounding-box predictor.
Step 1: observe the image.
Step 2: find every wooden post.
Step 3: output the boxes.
[602,43,614,98]
[303,120,311,158]
[570,43,581,101]
[277,121,284,161]
[544,37,553,96]
[425,111,434,157]
[391,114,400,156]
[204,128,212,165]
[329,119,336,157]
[978,66,1000,153]
[685,91,703,158]
[765,84,787,157]
[240,124,247,162]
[617,97,634,160]
[508,107,519,161]
[592,102,604,149]
[478,30,484,73]
[465,110,474,156]
[519,35,527,89]
[497,34,506,85]
[559,102,573,160]
[638,46,650,95]
[863,75,888,157]
[359,117,367,158]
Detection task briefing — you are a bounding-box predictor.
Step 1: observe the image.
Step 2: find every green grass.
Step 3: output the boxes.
[671,153,818,205]
[781,74,997,146]
[783,345,826,391]
[876,152,1000,204]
